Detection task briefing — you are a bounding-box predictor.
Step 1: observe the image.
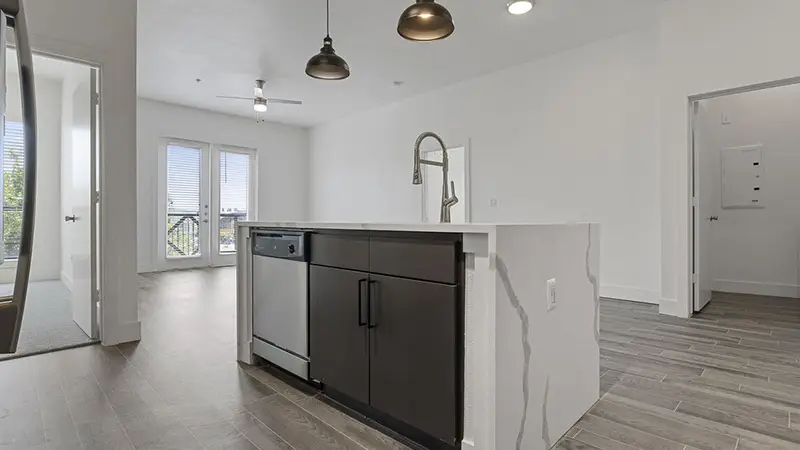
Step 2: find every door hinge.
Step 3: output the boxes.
[692,273,697,283]
[95,191,100,204]
[692,197,698,207]
[92,92,100,106]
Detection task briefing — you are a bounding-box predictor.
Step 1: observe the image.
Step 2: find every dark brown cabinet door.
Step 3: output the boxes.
[309,265,370,404]
[368,274,458,444]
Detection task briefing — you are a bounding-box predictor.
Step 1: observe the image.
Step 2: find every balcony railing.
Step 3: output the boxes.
[167,212,247,258]
[218,212,246,253]
[167,213,200,257]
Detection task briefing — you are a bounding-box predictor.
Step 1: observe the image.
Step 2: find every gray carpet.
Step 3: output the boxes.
[0,280,96,361]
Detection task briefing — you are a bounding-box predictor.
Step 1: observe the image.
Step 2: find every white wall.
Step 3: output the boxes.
[310,27,662,303]
[0,74,62,284]
[24,0,139,345]
[137,99,309,273]
[698,86,800,298]
[658,0,800,316]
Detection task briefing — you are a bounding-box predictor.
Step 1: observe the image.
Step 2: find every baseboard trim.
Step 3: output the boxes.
[600,285,659,304]
[659,297,683,317]
[101,320,141,346]
[713,279,800,299]
[61,271,73,291]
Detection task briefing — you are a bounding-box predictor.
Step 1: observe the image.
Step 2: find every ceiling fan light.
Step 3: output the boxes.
[398,0,455,41]
[305,37,350,80]
[507,0,534,15]
[254,99,268,113]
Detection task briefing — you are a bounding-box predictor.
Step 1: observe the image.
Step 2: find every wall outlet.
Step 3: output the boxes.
[546,278,557,312]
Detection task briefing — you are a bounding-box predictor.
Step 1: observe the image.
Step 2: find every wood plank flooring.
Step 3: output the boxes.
[557,292,800,450]
[3,268,800,450]
[0,268,411,450]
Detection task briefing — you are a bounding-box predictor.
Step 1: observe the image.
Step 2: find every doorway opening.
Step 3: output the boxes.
[691,78,800,313]
[157,139,256,271]
[0,51,100,360]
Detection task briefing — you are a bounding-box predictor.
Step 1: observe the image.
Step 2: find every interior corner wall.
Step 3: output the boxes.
[309,27,662,304]
[658,0,800,317]
[0,74,62,284]
[136,99,310,273]
[699,86,800,298]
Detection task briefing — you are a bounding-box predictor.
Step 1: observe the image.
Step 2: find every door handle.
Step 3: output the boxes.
[708,216,719,221]
[64,215,77,222]
[368,281,378,329]
[358,279,368,326]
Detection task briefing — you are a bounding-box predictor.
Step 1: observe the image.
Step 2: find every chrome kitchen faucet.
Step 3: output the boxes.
[412,132,458,223]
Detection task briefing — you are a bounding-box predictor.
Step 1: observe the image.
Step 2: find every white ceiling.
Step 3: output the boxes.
[138,0,663,127]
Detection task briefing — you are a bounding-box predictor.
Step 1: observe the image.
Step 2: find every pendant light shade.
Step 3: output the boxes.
[397,0,455,41]
[306,36,350,80]
[306,0,350,80]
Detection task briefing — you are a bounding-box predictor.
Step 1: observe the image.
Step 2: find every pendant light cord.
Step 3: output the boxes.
[326,0,330,38]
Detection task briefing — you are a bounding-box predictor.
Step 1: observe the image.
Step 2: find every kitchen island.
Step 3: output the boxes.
[236,222,600,450]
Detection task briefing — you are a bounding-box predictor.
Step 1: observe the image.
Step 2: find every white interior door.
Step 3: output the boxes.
[159,139,211,270]
[694,102,713,312]
[68,69,98,338]
[211,146,256,266]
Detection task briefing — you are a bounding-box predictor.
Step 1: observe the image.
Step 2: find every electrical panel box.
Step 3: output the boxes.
[721,145,764,209]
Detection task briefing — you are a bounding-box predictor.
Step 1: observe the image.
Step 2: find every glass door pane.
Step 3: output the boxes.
[166,144,203,259]
[217,150,251,254]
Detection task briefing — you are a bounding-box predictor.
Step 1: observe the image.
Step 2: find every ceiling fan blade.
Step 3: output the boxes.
[216,96,252,100]
[267,98,302,105]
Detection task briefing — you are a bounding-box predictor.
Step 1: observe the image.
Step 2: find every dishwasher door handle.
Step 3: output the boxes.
[358,279,368,327]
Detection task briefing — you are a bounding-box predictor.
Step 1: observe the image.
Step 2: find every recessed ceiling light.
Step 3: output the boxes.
[507,0,534,15]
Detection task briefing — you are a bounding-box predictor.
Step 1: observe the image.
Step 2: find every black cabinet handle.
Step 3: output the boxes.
[368,280,378,329]
[358,279,368,326]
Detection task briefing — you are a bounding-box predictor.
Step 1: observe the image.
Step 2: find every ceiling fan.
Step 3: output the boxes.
[217,80,302,122]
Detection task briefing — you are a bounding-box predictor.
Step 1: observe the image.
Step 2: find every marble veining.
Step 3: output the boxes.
[541,376,551,449]
[585,224,600,346]
[495,256,531,450]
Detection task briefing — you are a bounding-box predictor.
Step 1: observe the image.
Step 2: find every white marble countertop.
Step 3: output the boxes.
[238,221,595,234]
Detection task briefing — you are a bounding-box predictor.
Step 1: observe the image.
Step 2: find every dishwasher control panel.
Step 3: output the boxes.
[252,231,307,261]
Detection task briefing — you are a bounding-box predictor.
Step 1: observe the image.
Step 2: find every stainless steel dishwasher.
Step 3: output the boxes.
[251,231,309,380]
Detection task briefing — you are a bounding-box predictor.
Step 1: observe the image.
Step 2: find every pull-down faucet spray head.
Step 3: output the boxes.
[412,168,422,185]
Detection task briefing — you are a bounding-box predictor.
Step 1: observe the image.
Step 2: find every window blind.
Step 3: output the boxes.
[166,144,202,257]
[3,121,24,260]
[218,150,250,253]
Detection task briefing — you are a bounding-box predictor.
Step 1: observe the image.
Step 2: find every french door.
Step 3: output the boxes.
[159,139,255,270]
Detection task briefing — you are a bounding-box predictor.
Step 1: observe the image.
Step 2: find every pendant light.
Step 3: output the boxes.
[397,0,455,41]
[306,0,350,80]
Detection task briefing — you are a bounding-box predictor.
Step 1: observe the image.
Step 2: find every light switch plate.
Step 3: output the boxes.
[546,278,557,312]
